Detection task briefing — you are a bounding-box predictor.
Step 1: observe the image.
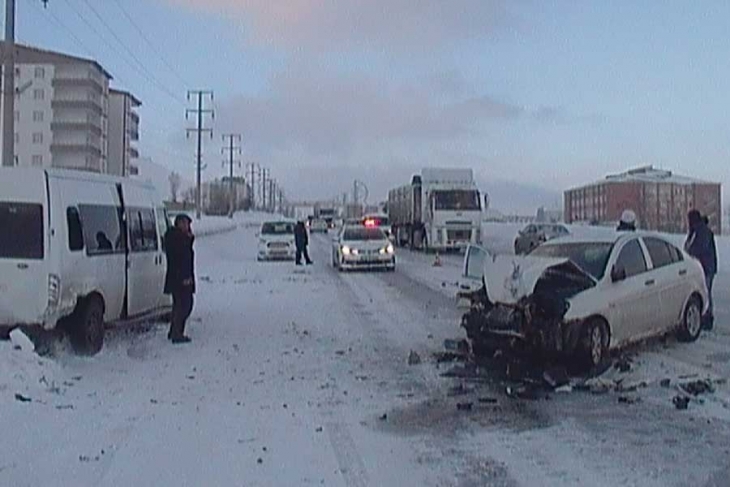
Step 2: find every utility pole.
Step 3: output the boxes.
[2,0,48,167]
[221,133,241,218]
[261,167,268,213]
[186,90,214,220]
[245,162,258,210]
[2,0,16,167]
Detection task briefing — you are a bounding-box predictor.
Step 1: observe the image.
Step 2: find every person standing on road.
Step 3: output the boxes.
[616,209,637,231]
[294,220,313,266]
[164,214,196,343]
[685,210,717,330]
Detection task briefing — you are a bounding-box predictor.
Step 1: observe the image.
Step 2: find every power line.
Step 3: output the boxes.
[59,0,185,106]
[76,0,187,105]
[109,0,189,88]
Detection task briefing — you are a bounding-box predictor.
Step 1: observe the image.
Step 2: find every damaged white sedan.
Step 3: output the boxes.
[460,232,709,369]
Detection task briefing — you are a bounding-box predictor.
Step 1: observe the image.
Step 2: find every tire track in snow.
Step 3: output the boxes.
[326,421,370,487]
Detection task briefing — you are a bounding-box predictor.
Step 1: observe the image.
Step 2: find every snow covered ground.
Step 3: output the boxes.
[1,216,730,486]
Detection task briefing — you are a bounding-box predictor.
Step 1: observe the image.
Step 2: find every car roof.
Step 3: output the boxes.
[542,230,676,246]
[261,219,295,225]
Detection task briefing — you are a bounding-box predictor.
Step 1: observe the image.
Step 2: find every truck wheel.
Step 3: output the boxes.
[69,295,105,356]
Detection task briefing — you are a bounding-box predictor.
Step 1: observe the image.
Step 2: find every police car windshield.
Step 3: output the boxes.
[343,227,386,241]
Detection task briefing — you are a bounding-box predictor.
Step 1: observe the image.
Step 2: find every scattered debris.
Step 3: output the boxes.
[443,339,470,355]
[673,395,690,410]
[379,413,388,421]
[432,351,467,363]
[315,427,323,433]
[408,351,422,366]
[543,366,570,388]
[555,385,573,394]
[478,397,498,404]
[456,402,473,411]
[14,393,31,403]
[680,379,715,396]
[186,375,195,380]
[335,350,346,356]
[9,328,35,353]
[447,383,473,397]
[618,395,641,405]
[506,385,543,400]
[614,356,633,373]
[257,458,263,465]
[55,404,74,410]
[660,378,671,388]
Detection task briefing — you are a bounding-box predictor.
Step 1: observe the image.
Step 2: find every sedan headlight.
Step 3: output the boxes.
[380,244,395,254]
[341,245,351,255]
[259,239,267,245]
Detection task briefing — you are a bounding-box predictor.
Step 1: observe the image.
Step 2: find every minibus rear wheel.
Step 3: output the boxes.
[69,294,105,356]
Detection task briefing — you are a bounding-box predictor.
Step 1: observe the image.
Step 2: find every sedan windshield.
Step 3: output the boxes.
[433,190,481,211]
[261,222,294,235]
[343,227,386,241]
[530,242,613,280]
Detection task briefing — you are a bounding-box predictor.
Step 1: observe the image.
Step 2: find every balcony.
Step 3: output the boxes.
[130,111,139,124]
[50,142,102,158]
[128,128,140,141]
[51,98,103,115]
[129,146,139,159]
[52,77,104,93]
[51,121,103,137]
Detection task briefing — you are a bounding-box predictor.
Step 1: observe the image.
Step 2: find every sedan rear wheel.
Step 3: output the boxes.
[678,296,702,342]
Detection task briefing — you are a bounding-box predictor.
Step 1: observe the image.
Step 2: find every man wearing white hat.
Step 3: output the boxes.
[617,209,637,231]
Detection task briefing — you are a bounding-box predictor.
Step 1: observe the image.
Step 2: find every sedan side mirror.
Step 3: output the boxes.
[611,265,627,283]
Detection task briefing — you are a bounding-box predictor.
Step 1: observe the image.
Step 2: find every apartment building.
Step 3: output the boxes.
[0,44,112,172]
[107,89,141,176]
[564,165,722,234]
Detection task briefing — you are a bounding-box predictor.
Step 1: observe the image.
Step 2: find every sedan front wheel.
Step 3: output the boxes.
[578,318,610,372]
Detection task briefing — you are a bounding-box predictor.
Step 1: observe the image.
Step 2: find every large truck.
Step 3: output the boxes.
[388,168,482,251]
[314,203,337,228]
[294,205,315,222]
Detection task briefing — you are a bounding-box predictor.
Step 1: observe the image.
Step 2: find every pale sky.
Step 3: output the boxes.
[13,0,730,212]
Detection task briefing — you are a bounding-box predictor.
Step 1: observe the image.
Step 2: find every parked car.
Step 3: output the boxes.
[0,167,172,355]
[514,223,570,255]
[332,226,396,271]
[461,232,709,369]
[257,220,296,261]
[310,219,329,233]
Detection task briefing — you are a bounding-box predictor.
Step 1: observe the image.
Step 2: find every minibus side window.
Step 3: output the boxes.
[66,207,84,251]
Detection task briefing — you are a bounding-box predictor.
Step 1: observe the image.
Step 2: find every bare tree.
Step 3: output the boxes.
[168,172,182,203]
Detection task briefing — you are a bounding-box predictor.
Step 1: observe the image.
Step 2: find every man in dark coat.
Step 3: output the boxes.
[294,220,313,266]
[164,214,196,343]
[616,209,637,231]
[685,210,718,329]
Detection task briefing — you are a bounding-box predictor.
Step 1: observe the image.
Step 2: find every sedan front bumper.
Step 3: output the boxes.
[340,255,395,271]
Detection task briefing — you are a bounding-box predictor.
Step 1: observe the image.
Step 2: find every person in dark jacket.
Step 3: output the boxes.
[294,221,313,266]
[164,214,196,343]
[685,210,718,329]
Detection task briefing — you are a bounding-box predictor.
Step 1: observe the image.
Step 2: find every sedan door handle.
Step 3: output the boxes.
[678,269,688,276]
[645,279,655,286]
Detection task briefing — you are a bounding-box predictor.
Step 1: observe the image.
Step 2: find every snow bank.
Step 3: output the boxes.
[235,211,286,229]
[192,216,238,238]
[0,339,61,402]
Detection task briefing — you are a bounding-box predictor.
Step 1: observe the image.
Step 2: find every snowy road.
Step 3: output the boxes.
[2,221,730,486]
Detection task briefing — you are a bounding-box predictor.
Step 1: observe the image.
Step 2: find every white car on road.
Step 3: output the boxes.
[257,220,296,261]
[332,226,396,272]
[462,232,709,368]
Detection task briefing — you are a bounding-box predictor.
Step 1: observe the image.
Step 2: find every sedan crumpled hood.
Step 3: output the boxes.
[482,254,596,305]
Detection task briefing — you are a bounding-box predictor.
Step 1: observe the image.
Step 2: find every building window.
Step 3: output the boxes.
[33,111,44,122]
[33,89,44,100]
[31,155,43,166]
[32,133,43,144]
[34,67,45,79]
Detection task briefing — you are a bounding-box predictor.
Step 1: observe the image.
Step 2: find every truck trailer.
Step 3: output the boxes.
[388,168,482,251]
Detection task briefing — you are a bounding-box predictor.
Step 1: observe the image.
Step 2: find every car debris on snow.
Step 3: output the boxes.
[478,397,499,404]
[679,379,716,396]
[14,393,32,403]
[443,339,470,355]
[408,351,422,366]
[543,366,570,388]
[660,378,672,388]
[447,383,474,397]
[618,395,641,405]
[673,395,691,410]
[9,328,35,354]
[378,413,388,421]
[456,402,473,411]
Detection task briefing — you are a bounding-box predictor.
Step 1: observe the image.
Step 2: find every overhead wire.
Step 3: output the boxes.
[108,0,190,89]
